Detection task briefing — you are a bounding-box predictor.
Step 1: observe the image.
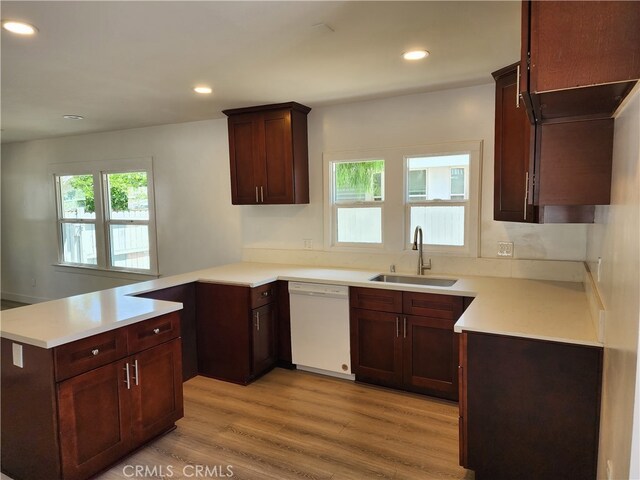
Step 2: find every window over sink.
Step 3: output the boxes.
[324,141,481,255]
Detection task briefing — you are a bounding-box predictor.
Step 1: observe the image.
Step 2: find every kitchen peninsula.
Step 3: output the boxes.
[1,262,602,480]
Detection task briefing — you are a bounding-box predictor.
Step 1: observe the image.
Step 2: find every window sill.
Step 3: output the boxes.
[53,264,160,281]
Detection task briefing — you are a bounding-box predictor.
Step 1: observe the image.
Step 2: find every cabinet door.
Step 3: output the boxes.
[350,308,402,386]
[261,109,294,204]
[228,113,260,205]
[493,63,536,223]
[403,315,458,400]
[130,339,183,446]
[58,361,132,480]
[196,282,252,382]
[252,303,276,377]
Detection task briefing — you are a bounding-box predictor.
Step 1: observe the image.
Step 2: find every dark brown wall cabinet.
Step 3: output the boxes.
[520,0,640,124]
[350,287,463,401]
[223,102,311,205]
[493,63,615,224]
[1,312,183,480]
[459,331,602,480]
[494,1,639,223]
[196,281,277,384]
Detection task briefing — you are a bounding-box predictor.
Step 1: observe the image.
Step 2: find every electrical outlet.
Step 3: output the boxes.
[31,277,36,287]
[606,459,613,480]
[497,241,514,257]
[303,239,313,250]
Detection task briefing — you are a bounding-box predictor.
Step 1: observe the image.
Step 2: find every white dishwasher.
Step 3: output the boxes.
[288,282,354,380]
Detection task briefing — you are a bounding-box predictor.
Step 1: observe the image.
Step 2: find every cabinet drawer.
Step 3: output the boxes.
[251,282,276,309]
[54,329,128,382]
[350,287,402,313]
[127,312,180,353]
[403,292,463,319]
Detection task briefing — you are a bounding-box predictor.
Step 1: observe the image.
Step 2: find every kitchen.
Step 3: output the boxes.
[1,1,639,480]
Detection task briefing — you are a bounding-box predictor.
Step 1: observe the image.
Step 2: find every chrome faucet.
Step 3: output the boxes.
[412,226,432,275]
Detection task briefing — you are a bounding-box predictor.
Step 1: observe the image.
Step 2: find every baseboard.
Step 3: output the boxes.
[1,291,51,304]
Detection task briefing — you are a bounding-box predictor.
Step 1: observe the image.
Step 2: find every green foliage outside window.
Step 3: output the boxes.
[70,172,147,213]
[335,160,384,201]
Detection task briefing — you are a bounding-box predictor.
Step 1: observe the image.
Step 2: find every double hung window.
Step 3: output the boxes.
[328,158,385,246]
[325,141,480,255]
[53,158,158,274]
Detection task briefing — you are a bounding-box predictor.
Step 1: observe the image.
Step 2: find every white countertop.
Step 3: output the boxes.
[0,262,601,349]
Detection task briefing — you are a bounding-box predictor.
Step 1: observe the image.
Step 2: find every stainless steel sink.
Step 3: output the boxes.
[370,274,457,287]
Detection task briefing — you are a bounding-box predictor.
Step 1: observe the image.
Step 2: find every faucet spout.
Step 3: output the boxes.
[412,226,431,275]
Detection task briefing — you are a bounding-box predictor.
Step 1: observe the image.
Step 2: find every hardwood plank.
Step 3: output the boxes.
[93,369,470,479]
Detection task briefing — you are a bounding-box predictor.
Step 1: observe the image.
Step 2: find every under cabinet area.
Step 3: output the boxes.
[196,281,277,384]
[520,0,640,123]
[349,286,463,401]
[459,331,602,480]
[223,102,311,205]
[0,312,183,480]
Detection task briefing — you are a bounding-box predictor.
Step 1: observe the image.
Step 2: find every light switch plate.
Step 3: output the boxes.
[497,241,514,257]
[12,343,24,368]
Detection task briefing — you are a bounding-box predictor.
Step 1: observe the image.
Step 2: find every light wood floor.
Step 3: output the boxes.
[99,369,473,480]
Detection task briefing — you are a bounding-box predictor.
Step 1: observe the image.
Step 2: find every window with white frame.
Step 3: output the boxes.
[406,153,470,248]
[328,159,385,246]
[324,141,481,255]
[53,158,158,274]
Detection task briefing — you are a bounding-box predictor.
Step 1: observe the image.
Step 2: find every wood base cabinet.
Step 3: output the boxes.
[1,312,183,480]
[135,283,198,381]
[196,282,276,384]
[459,331,602,480]
[350,287,463,400]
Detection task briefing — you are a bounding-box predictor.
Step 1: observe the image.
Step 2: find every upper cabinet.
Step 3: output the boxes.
[494,1,638,224]
[493,64,536,222]
[519,0,640,124]
[223,102,311,205]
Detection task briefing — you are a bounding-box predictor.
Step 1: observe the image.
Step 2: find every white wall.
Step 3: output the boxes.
[242,83,588,260]
[1,120,243,302]
[586,89,640,480]
[2,83,590,302]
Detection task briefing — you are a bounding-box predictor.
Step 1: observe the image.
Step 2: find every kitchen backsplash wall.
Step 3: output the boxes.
[242,247,585,282]
[242,83,589,260]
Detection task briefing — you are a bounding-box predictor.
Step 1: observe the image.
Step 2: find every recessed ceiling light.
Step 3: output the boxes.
[2,20,37,35]
[63,115,84,120]
[403,50,429,61]
[194,86,212,94]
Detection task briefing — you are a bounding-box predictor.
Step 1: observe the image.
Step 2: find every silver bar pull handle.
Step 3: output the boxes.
[524,171,529,220]
[123,363,131,390]
[516,64,521,108]
[403,317,407,339]
[256,311,260,331]
[396,317,400,338]
[132,359,139,386]
[260,186,264,203]
[255,186,259,203]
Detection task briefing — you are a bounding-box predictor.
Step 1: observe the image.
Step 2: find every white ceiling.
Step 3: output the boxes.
[1,1,520,144]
